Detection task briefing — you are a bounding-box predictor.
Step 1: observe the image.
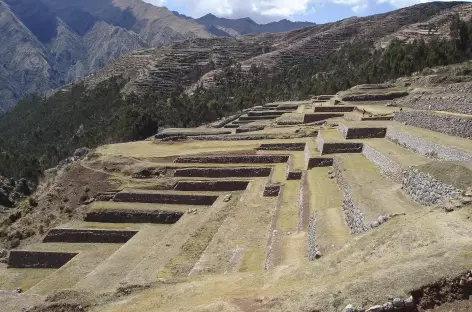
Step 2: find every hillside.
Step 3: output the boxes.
[0,0,213,115]
[0,0,315,115]
[1,2,472,183]
[2,65,472,311]
[196,13,315,36]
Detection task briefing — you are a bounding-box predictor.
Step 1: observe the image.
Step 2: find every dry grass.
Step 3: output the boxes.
[365,138,430,166]
[415,161,472,189]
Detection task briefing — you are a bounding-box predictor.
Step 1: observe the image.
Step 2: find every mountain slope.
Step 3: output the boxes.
[196,14,314,36]
[0,0,214,115]
[0,1,469,176]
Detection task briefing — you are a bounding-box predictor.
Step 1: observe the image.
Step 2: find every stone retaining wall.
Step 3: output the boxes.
[114,192,218,205]
[394,111,472,139]
[400,93,472,115]
[248,111,285,116]
[175,155,289,164]
[43,228,138,243]
[173,180,249,191]
[85,209,184,224]
[258,143,306,151]
[264,186,285,270]
[304,113,344,123]
[340,126,387,139]
[386,127,472,161]
[307,157,334,168]
[8,251,78,268]
[321,142,364,155]
[235,126,265,133]
[402,168,461,206]
[263,184,282,197]
[174,167,272,178]
[155,130,231,139]
[298,172,310,231]
[333,158,368,233]
[341,91,408,101]
[238,115,280,121]
[314,106,355,113]
[362,144,404,184]
[307,213,321,260]
[190,132,318,141]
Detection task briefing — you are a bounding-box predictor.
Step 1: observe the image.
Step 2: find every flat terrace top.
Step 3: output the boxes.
[158,128,234,135]
[364,138,430,167]
[119,188,224,197]
[98,138,309,158]
[414,161,472,190]
[390,122,472,152]
[340,121,388,129]
[16,242,122,252]
[338,154,423,222]
[57,221,169,230]
[344,102,399,115]
[90,201,200,212]
[433,110,472,120]
[319,129,362,143]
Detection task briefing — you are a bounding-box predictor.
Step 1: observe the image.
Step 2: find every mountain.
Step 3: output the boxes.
[0,1,470,178]
[0,0,212,115]
[196,13,314,36]
[0,0,316,115]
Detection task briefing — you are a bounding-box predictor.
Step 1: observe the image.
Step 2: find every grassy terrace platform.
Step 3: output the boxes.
[390,123,472,153]
[364,138,430,166]
[188,179,277,275]
[19,243,122,294]
[337,154,422,223]
[276,180,307,267]
[89,201,196,213]
[308,168,349,254]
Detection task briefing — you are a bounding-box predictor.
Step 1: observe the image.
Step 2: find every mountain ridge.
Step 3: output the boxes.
[0,0,315,115]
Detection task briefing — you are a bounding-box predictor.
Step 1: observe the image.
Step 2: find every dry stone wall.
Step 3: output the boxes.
[398,93,472,115]
[174,167,272,178]
[333,158,368,233]
[402,168,461,206]
[298,172,310,231]
[386,128,472,161]
[85,209,184,224]
[362,144,404,184]
[114,192,218,205]
[8,251,78,268]
[43,229,138,243]
[307,213,321,260]
[394,111,472,139]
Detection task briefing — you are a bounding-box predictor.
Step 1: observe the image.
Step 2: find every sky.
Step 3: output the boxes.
[143,0,467,24]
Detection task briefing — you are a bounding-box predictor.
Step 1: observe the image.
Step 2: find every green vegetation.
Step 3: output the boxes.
[1,14,472,181]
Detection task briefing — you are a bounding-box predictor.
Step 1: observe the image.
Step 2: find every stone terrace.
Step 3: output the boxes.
[3,84,472,312]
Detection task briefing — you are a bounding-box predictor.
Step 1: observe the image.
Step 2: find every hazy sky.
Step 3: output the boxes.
[144,0,466,24]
